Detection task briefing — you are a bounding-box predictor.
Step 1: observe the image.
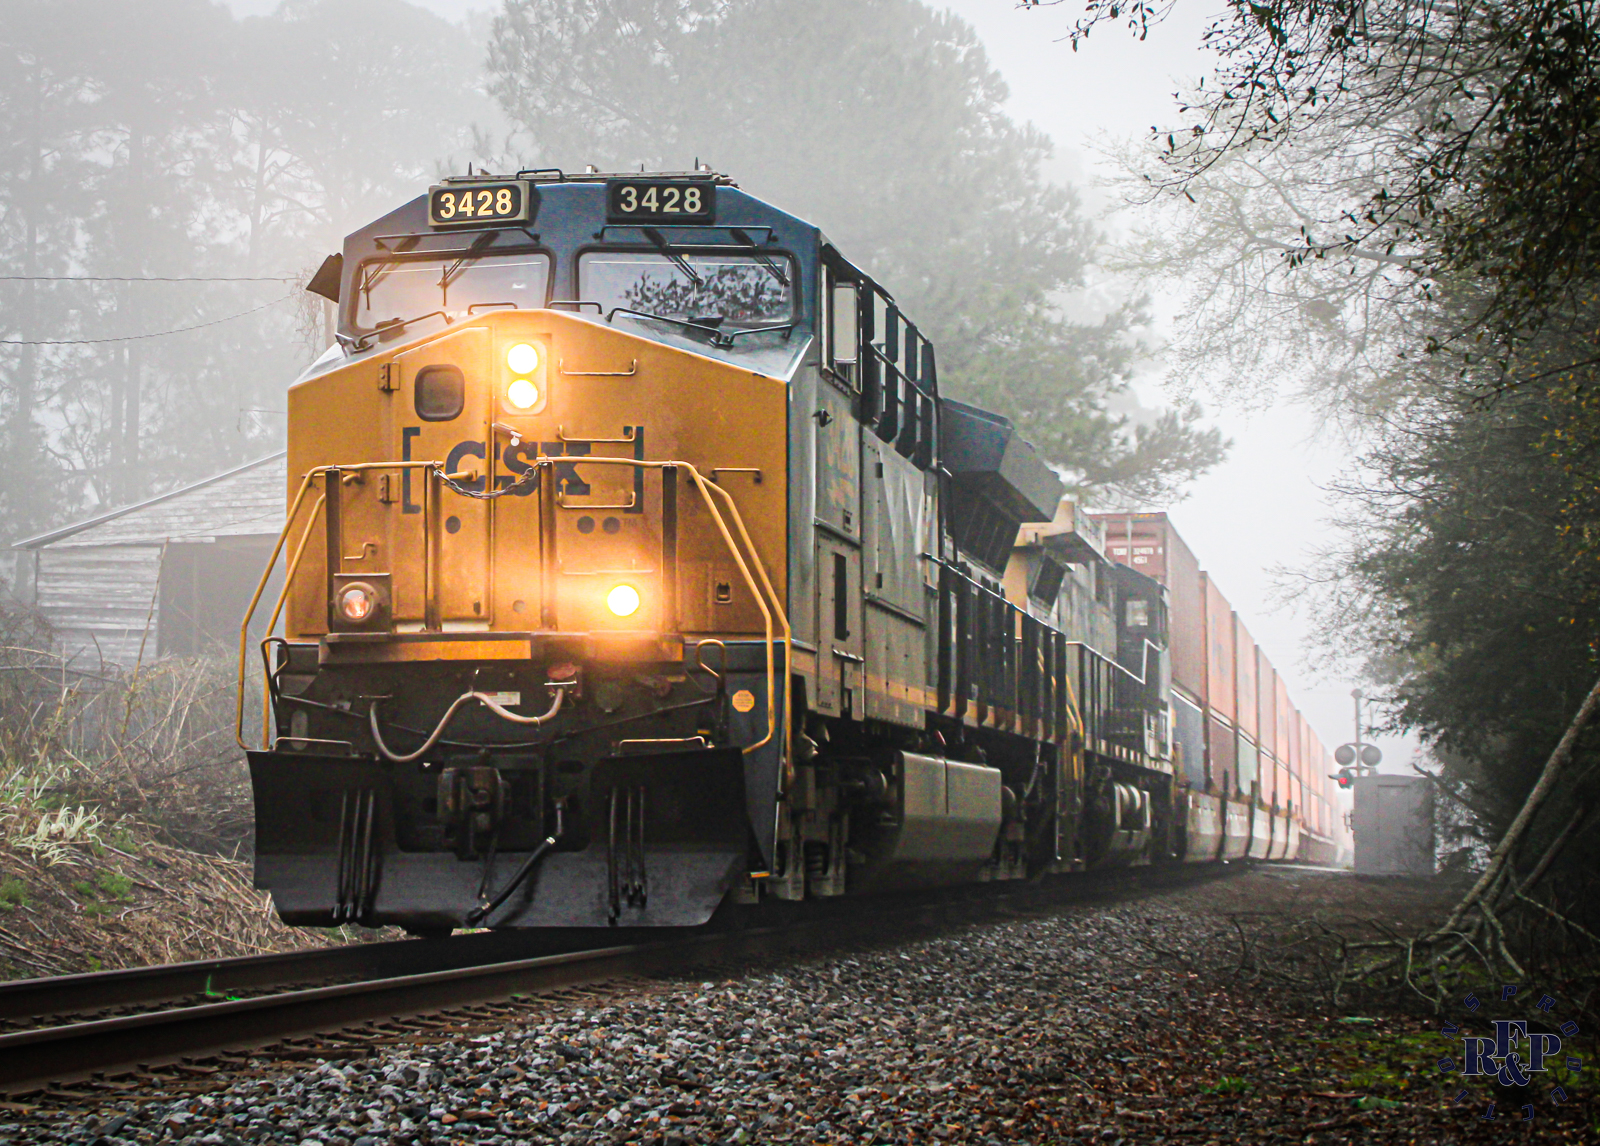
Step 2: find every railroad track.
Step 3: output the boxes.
[0,925,652,1029]
[0,863,1240,1098]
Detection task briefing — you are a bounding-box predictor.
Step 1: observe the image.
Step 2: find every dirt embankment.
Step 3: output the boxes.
[0,634,371,978]
[0,823,347,979]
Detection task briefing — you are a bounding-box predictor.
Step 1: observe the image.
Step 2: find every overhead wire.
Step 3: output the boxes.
[0,293,296,346]
[0,274,299,282]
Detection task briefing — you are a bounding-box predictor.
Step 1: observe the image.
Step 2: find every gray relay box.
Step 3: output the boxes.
[1351,774,1435,876]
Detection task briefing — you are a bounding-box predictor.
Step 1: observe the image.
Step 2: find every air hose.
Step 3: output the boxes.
[368,684,567,764]
[466,801,565,928]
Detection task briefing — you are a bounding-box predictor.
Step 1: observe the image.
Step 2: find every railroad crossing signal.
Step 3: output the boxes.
[1331,742,1382,787]
[1335,688,1382,788]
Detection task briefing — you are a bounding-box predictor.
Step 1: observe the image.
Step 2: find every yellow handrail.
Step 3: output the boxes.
[237,456,792,767]
[234,469,314,750]
[235,461,446,750]
[258,492,326,747]
[693,469,793,781]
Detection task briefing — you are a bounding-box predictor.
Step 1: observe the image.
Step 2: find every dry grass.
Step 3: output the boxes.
[0,603,258,858]
[0,601,389,976]
[0,828,357,979]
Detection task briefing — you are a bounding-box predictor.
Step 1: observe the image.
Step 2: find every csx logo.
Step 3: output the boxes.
[400,426,644,512]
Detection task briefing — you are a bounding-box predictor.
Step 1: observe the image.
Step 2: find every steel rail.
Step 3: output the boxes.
[0,928,642,1024]
[0,939,682,1094]
[0,864,1246,1095]
[0,906,911,1095]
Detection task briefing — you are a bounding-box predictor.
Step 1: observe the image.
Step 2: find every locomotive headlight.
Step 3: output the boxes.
[506,342,540,374]
[330,574,390,631]
[506,377,540,409]
[337,582,377,623]
[606,584,641,618]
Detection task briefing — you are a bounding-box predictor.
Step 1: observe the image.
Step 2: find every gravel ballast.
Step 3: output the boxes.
[6,868,1591,1145]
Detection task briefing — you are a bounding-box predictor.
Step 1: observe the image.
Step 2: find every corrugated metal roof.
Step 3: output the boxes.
[15,451,286,550]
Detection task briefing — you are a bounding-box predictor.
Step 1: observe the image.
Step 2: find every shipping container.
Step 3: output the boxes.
[1173,691,1207,788]
[1234,616,1258,740]
[1310,731,1328,809]
[1098,511,1167,579]
[1207,715,1234,792]
[1276,678,1293,763]
[1203,574,1235,721]
[1167,528,1204,705]
[1094,512,1206,706]
[1257,650,1276,757]
[1235,731,1260,795]
[1288,708,1303,785]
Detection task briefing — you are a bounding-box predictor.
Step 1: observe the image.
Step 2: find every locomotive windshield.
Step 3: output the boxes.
[578,250,808,377]
[354,252,551,332]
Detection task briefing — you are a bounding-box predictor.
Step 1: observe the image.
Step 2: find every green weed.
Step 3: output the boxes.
[73,869,133,916]
[96,871,133,900]
[0,877,27,910]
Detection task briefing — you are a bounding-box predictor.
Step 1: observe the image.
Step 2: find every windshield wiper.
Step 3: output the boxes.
[608,307,729,346]
[724,322,797,343]
[359,236,421,304]
[438,231,499,303]
[641,227,703,287]
[608,309,796,351]
[342,310,452,352]
[729,228,789,287]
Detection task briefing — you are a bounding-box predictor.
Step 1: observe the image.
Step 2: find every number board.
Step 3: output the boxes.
[428,181,533,227]
[606,180,715,224]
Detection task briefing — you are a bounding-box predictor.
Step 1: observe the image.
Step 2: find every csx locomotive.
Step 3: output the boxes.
[240,170,1323,936]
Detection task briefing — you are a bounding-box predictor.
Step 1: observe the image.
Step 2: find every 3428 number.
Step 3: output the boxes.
[607,180,715,223]
[428,182,529,227]
[436,188,513,219]
[616,184,702,215]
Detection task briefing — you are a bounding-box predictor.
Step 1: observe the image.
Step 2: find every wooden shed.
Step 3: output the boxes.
[11,452,286,671]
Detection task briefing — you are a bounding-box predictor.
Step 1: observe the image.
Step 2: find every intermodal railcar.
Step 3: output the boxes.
[239,170,1341,936]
